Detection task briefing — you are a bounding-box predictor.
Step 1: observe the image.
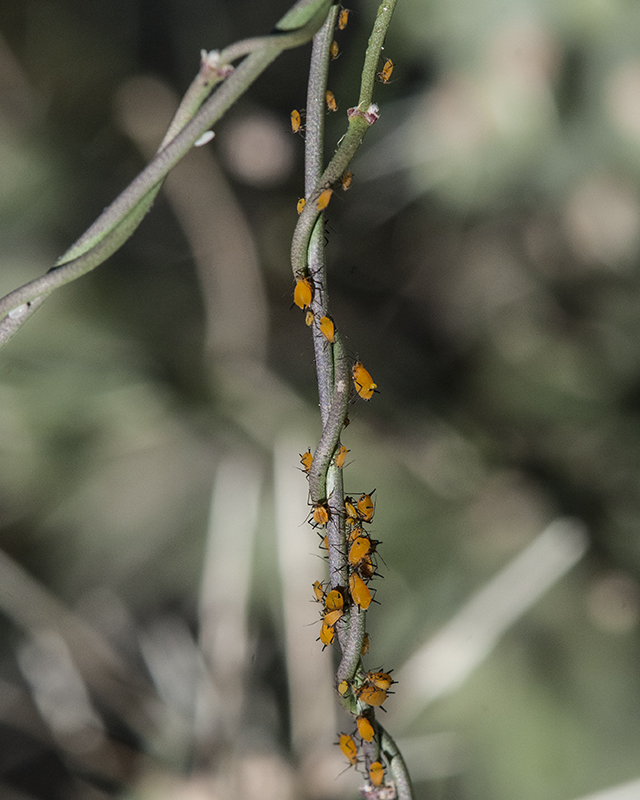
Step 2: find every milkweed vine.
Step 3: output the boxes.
[0,0,411,796]
[291,3,413,798]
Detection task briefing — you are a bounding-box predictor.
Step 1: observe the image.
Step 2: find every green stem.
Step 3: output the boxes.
[380,724,415,800]
[290,0,398,280]
[306,7,338,422]
[308,333,350,503]
[0,0,332,347]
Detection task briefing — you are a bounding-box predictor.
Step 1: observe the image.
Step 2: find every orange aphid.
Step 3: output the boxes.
[290,109,303,133]
[294,276,313,309]
[359,554,376,580]
[349,535,373,566]
[341,170,353,190]
[325,90,338,112]
[324,608,343,627]
[334,444,349,468]
[300,448,313,473]
[377,58,394,84]
[325,589,344,612]
[305,310,314,326]
[369,761,385,787]
[297,197,306,214]
[352,361,377,400]
[356,715,375,743]
[338,8,350,30]
[319,315,335,343]
[356,492,375,523]
[317,188,333,210]
[357,684,387,707]
[312,502,330,526]
[330,40,339,60]
[349,572,372,609]
[339,733,358,765]
[312,580,325,602]
[320,534,329,551]
[320,621,335,647]
[366,671,395,691]
[361,633,370,655]
[348,525,365,543]
[344,496,359,522]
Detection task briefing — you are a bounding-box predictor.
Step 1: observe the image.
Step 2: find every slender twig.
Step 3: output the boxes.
[380,724,414,800]
[298,3,412,798]
[0,0,332,348]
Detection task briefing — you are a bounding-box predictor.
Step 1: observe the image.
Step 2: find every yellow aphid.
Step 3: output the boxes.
[338,679,350,695]
[300,448,313,473]
[348,525,364,542]
[319,315,335,343]
[330,40,339,60]
[341,170,353,190]
[312,580,325,602]
[361,633,370,655]
[297,197,306,214]
[324,608,343,627]
[366,671,395,691]
[312,502,330,526]
[320,621,335,647]
[338,8,350,30]
[349,572,372,609]
[325,589,344,612]
[339,733,358,765]
[294,276,313,309]
[305,310,314,326]
[334,444,349,469]
[359,554,376,580]
[290,109,303,133]
[369,761,385,787]
[357,492,375,523]
[344,496,359,521]
[317,188,333,210]
[349,535,373,566]
[356,715,375,742]
[352,360,377,400]
[325,90,338,112]
[377,58,394,84]
[357,684,387,707]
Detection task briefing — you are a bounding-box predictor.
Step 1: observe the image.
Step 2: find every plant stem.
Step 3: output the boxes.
[0,0,332,348]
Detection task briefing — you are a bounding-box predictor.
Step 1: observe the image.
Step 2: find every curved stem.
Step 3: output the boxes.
[308,333,350,503]
[380,724,414,800]
[0,0,332,347]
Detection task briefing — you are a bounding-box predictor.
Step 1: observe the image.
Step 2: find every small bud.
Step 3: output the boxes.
[194,130,215,147]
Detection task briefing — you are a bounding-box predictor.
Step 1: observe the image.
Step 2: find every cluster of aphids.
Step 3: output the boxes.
[291,6,394,217]
[299,366,396,794]
[302,485,380,644]
[302,443,398,796]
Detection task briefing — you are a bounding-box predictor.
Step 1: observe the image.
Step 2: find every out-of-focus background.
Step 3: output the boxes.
[0,1,640,799]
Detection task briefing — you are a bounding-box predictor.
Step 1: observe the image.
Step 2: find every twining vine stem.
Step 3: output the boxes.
[295,3,413,798]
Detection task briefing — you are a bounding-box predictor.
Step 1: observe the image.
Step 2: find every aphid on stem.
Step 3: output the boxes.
[338,733,358,766]
[317,188,333,211]
[377,58,394,84]
[290,108,305,134]
[293,276,313,310]
[352,361,377,400]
